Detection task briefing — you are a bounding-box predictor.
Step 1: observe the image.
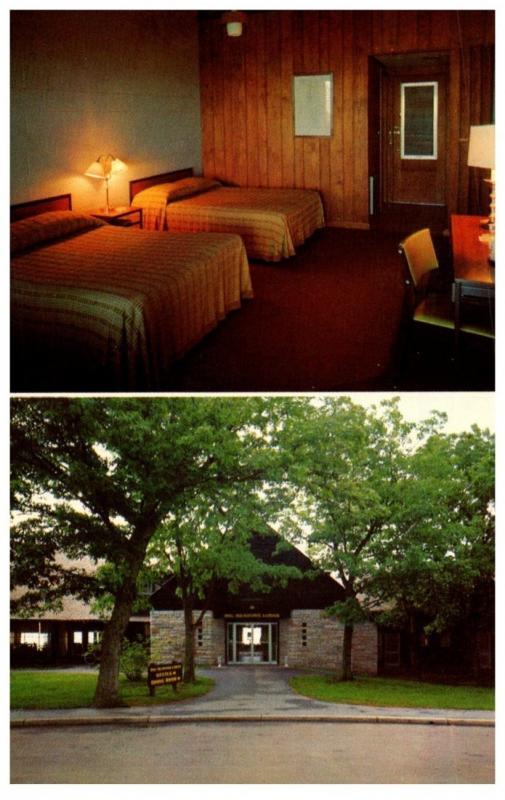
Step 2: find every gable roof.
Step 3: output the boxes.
[150,530,345,618]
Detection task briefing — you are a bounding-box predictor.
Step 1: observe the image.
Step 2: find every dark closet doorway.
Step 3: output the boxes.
[369,52,450,233]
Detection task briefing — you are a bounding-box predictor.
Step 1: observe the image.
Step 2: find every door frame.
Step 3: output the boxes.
[226,621,279,665]
[369,51,451,229]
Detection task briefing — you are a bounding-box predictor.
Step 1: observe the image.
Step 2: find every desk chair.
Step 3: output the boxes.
[398,228,494,386]
[399,227,494,340]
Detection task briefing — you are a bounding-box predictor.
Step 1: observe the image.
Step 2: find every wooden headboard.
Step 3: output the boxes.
[129,168,194,203]
[11,193,72,222]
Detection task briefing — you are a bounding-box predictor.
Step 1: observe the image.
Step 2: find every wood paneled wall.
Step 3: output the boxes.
[199,10,494,227]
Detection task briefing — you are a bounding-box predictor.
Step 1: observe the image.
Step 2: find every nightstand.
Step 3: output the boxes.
[90,206,143,228]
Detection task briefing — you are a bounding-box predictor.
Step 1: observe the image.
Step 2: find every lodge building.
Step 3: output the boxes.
[10,532,493,681]
[150,531,378,674]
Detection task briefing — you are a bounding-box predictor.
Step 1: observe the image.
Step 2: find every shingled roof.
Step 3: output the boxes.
[150,530,345,618]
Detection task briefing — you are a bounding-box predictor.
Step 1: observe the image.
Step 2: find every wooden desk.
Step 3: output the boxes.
[451,215,495,348]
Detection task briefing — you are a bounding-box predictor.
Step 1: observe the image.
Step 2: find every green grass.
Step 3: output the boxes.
[290,674,495,711]
[10,670,214,710]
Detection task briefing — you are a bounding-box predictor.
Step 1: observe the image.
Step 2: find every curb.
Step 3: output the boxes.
[11,714,495,729]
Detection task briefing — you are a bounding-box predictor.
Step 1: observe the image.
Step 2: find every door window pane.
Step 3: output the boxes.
[401,82,437,159]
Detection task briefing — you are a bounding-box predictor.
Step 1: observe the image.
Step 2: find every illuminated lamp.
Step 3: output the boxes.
[84,154,127,211]
[222,10,246,37]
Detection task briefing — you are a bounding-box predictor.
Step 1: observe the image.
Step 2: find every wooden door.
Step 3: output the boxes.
[383,70,447,207]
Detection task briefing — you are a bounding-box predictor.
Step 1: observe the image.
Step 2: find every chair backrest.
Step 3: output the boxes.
[398,228,439,288]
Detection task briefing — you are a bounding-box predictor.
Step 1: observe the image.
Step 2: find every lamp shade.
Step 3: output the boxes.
[84,154,127,179]
[84,159,106,179]
[467,125,495,169]
[110,157,128,174]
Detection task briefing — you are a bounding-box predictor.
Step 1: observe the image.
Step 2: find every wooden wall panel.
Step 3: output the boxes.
[280,13,295,189]
[199,10,494,227]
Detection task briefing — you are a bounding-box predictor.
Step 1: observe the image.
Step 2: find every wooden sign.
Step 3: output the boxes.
[147,662,183,696]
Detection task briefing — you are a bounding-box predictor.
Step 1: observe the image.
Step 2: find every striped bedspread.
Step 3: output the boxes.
[135,186,325,262]
[11,225,252,390]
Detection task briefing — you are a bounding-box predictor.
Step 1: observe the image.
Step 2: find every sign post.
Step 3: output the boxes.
[147,662,183,696]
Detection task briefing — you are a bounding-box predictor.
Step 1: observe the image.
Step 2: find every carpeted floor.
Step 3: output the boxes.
[164,226,494,392]
[164,227,410,392]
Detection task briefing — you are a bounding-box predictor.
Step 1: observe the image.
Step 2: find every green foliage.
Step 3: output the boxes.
[119,637,149,681]
[278,397,494,635]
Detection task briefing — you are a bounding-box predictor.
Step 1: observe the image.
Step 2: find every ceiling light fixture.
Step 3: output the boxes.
[222,10,246,38]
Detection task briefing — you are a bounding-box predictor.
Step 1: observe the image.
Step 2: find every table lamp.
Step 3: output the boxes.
[85,154,127,212]
[467,124,495,228]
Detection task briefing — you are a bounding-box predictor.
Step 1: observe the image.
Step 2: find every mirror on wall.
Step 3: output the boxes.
[293,73,333,137]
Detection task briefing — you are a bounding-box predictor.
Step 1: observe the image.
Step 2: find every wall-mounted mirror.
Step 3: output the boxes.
[293,73,333,137]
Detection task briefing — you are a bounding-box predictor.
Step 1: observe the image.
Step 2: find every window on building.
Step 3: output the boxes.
[73,631,83,645]
[301,622,308,647]
[137,576,158,596]
[476,631,493,669]
[88,631,102,645]
[197,626,203,647]
[383,631,401,667]
[20,631,50,651]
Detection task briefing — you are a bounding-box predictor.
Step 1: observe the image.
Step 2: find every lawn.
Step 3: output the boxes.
[10,670,214,710]
[290,674,495,711]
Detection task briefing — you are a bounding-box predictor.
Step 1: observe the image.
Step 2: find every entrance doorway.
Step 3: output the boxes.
[369,52,449,232]
[226,622,278,665]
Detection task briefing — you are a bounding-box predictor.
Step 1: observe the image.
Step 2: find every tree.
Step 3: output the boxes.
[283,398,490,680]
[368,424,495,672]
[10,397,293,707]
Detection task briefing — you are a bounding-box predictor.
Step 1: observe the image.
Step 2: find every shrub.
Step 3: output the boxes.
[119,637,149,681]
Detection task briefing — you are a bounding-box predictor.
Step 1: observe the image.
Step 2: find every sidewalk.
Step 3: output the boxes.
[11,666,495,729]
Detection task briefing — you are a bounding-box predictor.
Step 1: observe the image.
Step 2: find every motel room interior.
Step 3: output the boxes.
[10,9,495,393]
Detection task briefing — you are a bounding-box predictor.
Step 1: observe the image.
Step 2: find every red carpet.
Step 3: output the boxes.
[165,227,406,391]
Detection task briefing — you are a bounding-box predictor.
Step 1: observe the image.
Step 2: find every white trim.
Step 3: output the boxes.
[400,81,438,160]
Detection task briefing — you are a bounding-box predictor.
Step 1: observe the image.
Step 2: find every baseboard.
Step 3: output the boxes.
[326,220,370,231]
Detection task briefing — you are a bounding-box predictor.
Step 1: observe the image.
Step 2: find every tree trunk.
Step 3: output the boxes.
[92,590,134,707]
[408,614,420,677]
[342,622,354,681]
[182,599,196,684]
[92,525,156,708]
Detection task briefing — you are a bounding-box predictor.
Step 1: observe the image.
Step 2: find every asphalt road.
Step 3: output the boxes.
[11,720,494,784]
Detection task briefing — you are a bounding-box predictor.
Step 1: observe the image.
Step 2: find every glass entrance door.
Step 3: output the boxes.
[227,622,278,664]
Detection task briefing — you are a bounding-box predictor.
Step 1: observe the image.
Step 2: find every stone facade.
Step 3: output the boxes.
[150,609,378,674]
[280,609,344,671]
[351,621,378,676]
[151,610,224,666]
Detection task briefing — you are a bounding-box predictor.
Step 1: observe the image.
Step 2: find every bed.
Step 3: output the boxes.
[129,169,325,262]
[11,194,252,391]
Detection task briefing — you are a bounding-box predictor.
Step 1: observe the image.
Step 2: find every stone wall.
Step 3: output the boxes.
[352,621,378,676]
[150,610,224,667]
[150,609,378,674]
[280,609,345,671]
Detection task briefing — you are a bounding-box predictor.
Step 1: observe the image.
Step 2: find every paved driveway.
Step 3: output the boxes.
[162,666,495,720]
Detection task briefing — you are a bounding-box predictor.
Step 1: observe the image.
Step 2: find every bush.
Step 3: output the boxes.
[119,637,149,682]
